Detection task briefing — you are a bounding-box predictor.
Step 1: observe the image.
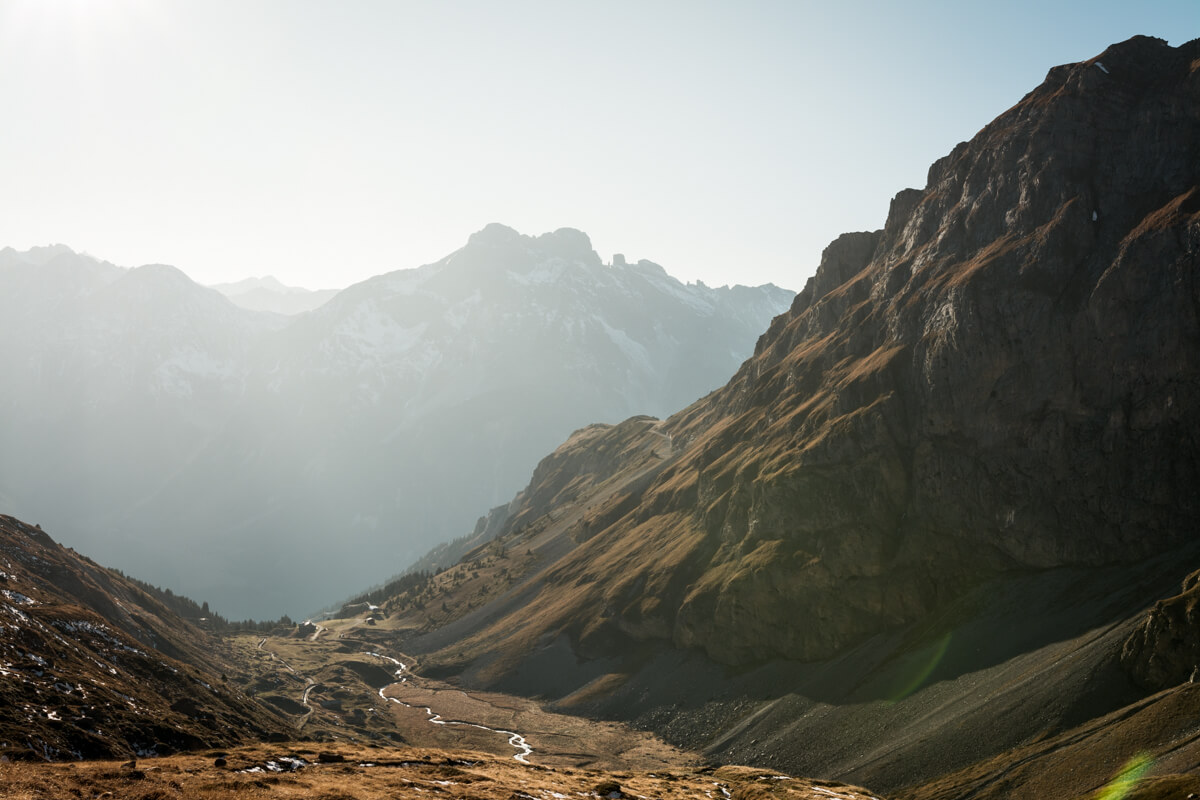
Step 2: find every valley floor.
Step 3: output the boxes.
[229,629,698,773]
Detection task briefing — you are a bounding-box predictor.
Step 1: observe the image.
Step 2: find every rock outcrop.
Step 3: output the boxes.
[1122,568,1200,690]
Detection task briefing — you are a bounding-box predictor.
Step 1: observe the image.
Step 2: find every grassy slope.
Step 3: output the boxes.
[0,743,886,800]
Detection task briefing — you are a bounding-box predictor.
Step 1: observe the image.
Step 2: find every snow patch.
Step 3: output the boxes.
[1,590,34,606]
[51,619,144,654]
[444,290,482,330]
[809,786,867,799]
[597,318,653,376]
[378,267,435,296]
[507,258,569,286]
[152,346,239,398]
[21,651,48,668]
[2,604,33,625]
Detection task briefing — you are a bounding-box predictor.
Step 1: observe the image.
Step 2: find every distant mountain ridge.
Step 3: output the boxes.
[210,275,340,314]
[0,227,793,618]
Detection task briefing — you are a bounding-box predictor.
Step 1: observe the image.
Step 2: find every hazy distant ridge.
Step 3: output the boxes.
[209,275,341,315]
[0,227,793,618]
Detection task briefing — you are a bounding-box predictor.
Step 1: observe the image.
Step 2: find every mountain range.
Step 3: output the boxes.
[340,35,1200,798]
[0,231,792,619]
[209,275,340,315]
[2,33,1198,800]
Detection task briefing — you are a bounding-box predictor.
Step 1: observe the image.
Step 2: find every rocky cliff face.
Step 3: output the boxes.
[1122,567,1200,690]
[402,36,1200,671]
[665,34,1200,663]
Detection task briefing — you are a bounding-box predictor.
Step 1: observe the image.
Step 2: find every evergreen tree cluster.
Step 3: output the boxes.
[341,570,432,612]
[112,568,295,633]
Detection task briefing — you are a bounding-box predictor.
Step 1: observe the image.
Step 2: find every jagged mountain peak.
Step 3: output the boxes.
[0,244,126,291]
[451,222,602,274]
[465,222,594,250]
[0,242,82,266]
[534,226,597,260]
[466,221,524,245]
[773,35,1200,367]
[787,36,1200,335]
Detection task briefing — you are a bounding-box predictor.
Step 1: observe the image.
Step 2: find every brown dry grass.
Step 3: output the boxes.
[0,743,886,800]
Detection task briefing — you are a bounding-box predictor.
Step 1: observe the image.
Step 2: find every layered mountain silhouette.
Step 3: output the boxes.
[358,36,1200,797]
[0,231,792,619]
[209,275,340,315]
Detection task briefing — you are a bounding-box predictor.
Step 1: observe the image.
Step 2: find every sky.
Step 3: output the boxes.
[1,1,1195,292]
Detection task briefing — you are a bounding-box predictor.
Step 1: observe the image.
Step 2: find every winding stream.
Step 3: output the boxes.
[368,652,533,764]
[254,637,534,763]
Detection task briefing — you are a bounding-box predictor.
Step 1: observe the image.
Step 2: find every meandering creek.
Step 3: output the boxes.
[367,652,534,764]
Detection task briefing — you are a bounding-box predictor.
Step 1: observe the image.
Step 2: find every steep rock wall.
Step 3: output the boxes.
[666,36,1200,662]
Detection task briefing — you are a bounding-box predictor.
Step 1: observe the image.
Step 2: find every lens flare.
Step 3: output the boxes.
[1096,753,1153,800]
[888,632,952,702]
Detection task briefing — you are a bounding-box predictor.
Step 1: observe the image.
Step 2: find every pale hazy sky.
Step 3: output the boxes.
[1,1,1195,291]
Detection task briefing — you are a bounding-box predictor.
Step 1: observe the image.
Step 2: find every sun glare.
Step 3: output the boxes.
[2,0,160,50]
[1096,753,1154,800]
[888,633,953,703]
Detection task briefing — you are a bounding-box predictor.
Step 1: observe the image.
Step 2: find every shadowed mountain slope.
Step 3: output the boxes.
[0,514,291,761]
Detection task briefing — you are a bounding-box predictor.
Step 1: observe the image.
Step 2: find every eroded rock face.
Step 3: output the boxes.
[666,36,1200,662]
[1122,569,1200,690]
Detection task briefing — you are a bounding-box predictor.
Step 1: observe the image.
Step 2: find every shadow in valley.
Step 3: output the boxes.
[501,542,1200,792]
